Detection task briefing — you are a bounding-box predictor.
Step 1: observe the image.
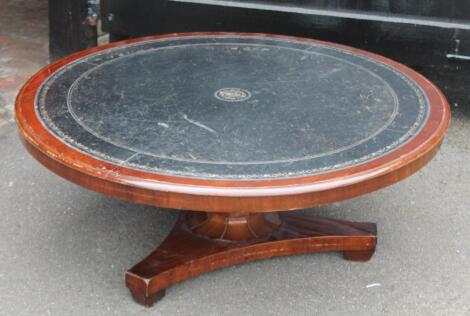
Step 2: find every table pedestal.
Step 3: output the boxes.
[126,211,377,306]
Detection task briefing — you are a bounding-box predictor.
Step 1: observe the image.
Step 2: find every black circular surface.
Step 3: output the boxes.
[36,35,429,179]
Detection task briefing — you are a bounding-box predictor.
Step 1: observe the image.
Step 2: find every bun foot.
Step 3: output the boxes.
[128,287,166,307]
[343,249,376,262]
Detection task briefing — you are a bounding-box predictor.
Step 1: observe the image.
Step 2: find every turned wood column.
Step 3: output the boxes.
[185,212,282,241]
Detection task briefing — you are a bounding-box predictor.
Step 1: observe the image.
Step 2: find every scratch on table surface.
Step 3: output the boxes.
[158,122,169,128]
[102,153,140,178]
[181,113,218,135]
[120,153,139,165]
[318,67,343,78]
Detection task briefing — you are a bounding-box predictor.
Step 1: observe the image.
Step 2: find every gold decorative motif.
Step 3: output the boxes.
[214,88,252,102]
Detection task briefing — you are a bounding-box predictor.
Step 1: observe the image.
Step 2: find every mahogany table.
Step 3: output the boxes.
[15,33,450,307]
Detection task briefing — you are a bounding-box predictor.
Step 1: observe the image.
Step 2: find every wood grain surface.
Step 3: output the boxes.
[15,33,451,213]
[126,211,377,306]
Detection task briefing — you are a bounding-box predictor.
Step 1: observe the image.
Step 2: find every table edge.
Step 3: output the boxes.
[15,32,451,212]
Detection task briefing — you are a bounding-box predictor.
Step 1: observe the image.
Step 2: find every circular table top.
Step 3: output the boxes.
[16,33,450,213]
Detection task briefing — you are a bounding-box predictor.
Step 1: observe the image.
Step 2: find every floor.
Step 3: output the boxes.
[1,116,470,316]
[0,0,48,125]
[1,1,470,316]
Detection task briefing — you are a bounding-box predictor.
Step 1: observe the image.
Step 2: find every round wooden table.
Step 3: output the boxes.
[16,33,450,306]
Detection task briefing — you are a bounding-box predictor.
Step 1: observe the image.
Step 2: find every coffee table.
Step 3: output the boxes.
[15,33,450,306]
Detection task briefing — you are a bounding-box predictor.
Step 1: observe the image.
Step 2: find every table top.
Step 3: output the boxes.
[16,33,450,212]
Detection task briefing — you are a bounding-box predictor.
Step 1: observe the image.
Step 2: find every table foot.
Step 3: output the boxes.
[343,249,376,261]
[129,288,165,307]
[126,211,377,306]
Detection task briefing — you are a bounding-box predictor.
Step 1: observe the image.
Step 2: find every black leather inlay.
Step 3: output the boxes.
[36,35,429,179]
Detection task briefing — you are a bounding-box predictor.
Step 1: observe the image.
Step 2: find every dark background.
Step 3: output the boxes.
[49,0,470,111]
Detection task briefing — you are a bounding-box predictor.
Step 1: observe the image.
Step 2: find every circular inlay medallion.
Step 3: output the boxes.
[214,88,252,102]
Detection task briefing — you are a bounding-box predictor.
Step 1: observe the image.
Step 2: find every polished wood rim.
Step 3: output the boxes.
[15,32,451,213]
